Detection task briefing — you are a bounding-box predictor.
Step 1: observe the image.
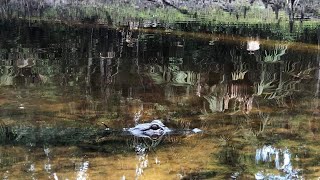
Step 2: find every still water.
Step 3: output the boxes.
[0,20,319,179]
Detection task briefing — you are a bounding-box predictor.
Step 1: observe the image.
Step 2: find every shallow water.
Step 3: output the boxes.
[0,20,319,179]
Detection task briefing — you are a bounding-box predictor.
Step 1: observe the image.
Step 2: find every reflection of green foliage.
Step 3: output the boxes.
[1,1,319,38]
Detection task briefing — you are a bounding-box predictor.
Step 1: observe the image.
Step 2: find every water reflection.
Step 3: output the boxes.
[106,119,202,179]
[247,39,260,54]
[76,161,90,180]
[263,44,287,63]
[255,145,300,179]
[0,21,319,179]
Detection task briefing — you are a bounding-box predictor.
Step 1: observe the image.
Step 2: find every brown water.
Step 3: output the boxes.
[0,20,319,180]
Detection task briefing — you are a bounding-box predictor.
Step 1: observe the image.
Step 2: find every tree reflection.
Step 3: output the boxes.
[0,6,319,179]
[0,66,14,86]
[0,21,318,126]
[254,64,277,96]
[263,44,287,63]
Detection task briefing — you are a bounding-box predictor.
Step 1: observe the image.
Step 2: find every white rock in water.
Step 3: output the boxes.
[192,128,202,133]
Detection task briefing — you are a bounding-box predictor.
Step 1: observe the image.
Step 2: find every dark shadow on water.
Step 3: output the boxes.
[180,170,217,180]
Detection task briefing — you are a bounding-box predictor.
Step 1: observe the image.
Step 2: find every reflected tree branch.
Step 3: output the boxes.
[263,44,287,63]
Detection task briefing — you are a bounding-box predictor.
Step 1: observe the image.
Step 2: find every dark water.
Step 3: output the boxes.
[0,20,319,179]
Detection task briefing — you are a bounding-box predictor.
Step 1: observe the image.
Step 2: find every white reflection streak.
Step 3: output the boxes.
[76,161,89,180]
[44,147,52,173]
[155,157,160,165]
[28,163,36,180]
[196,74,201,97]
[53,173,59,180]
[134,111,141,125]
[135,145,148,180]
[3,170,9,180]
[255,146,299,179]
[135,155,148,179]
[134,105,143,125]
[44,147,59,179]
[275,150,280,169]
[26,151,36,180]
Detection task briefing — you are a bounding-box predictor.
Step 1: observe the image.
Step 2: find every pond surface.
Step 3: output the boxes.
[0,20,319,179]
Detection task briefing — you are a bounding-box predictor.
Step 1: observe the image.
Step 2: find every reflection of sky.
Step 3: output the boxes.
[28,163,36,179]
[255,145,300,180]
[43,147,59,180]
[76,161,89,180]
[247,40,260,52]
[136,151,148,179]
